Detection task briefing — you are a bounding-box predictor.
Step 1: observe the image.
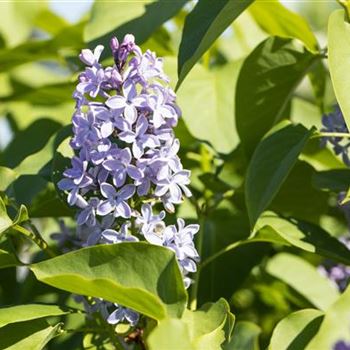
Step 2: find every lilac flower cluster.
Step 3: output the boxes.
[334,340,350,350]
[321,105,350,166]
[318,236,350,292]
[57,34,199,327]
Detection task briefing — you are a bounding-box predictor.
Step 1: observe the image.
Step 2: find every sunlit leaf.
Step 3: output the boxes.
[165,57,241,153]
[328,10,350,131]
[85,0,186,59]
[255,213,350,265]
[0,166,17,191]
[0,319,61,350]
[306,285,350,349]
[269,309,324,350]
[249,0,318,52]
[0,2,47,47]
[31,243,187,320]
[147,299,231,350]
[0,304,69,328]
[266,253,339,311]
[0,197,12,235]
[224,321,261,350]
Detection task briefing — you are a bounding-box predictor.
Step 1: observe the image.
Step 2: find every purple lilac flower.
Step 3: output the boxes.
[334,340,350,350]
[57,34,199,328]
[107,304,139,326]
[321,105,350,166]
[319,236,350,292]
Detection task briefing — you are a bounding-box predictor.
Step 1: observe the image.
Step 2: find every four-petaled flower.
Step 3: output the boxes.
[97,183,135,218]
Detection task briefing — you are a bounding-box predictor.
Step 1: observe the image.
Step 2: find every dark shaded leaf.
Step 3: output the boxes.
[235,37,317,155]
[177,0,254,88]
[246,123,312,226]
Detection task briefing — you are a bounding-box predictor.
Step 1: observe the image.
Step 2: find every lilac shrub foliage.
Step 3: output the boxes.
[319,107,350,292]
[56,34,200,326]
[319,236,350,292]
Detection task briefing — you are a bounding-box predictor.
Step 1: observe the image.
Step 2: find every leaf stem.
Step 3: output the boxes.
[189,214,205,311]
[200,240,248,270]
[12,224,56,258]
[312,132,350,139]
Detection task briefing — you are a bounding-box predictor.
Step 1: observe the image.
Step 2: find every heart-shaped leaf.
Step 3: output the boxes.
[31,242,187,320]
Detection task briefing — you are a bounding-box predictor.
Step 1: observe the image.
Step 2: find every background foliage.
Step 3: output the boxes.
[1,0,350,349]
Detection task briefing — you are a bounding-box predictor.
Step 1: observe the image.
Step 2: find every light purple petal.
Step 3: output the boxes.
[106,95,127,110]
[97,200,115,215]
[100,182,117,199]
[114,201,131,218]
[118,184,136,200]
[101,122,114,138]
[127,165,143,180]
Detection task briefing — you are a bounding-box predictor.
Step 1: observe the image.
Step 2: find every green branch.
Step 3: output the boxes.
[189,214,206,311]
[338,0,350,21]
[312,131,350,139]
[13,224,55,258]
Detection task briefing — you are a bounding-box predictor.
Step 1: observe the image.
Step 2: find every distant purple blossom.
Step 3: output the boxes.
[319,236,350,292]
[334,340,350,350]
[321,105,350,166]
[55,34,199,328]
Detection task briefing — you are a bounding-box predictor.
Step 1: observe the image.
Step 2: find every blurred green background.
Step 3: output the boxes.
[0,1,347,348]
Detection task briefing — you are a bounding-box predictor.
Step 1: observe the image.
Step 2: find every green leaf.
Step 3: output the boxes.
[0,82,74,106]
[147,318,193,350]
[147,299,231,350]
[182,299,232,349]
[86,0,186,57]
[312,169,350,192]
[269,309,324,350]
[51,127,74,206]
[235,37,317,155]
[28,185,74,218]
[254,213,350,265]
[0,119,62,169]
[198,210,269,304]
[266,253,339,311]
[249,0,318,52]
[34,9,69,35]
[0,304,69,328]
[300,138,345,172]
[246,123,312,227]
[0,2,47,47]
[224,321,261,350]
[269,161,329,223]
[0,22,84,72]
[306,285,350,349]
[31,242,187,320]
[328,10,350,131]
[0,167,17,192]
[177,0,254,88]
[0,249,20,269]
[12,205,29,225]
[165,57,241,153]
[0,319,61,350]
[192,205,270,304]
[0,197,12,235]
